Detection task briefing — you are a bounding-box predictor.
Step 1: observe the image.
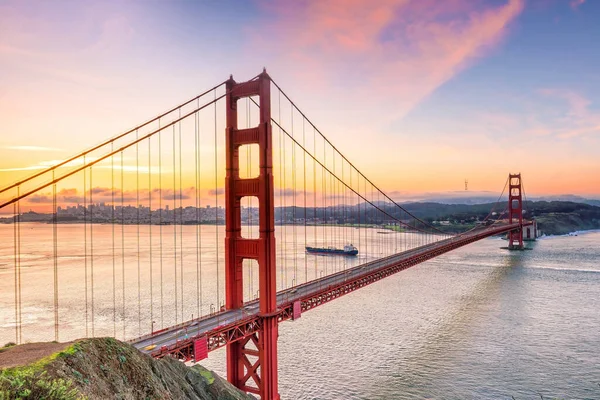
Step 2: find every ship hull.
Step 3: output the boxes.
[305,247,358,256]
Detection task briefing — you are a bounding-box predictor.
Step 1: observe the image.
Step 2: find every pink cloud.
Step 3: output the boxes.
[539,88,591,118]
[533,89,600,139]
[252,0,524,121]
[570,0,585,10]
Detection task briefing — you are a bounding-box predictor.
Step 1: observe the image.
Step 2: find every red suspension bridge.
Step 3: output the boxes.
[0,70,531,399]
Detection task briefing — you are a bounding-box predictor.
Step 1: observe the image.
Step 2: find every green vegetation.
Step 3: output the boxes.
[197,368,215,385]
[399,200,600,235]
[0,370,81,400]
[0,345,16,355]
[0,343,84,400]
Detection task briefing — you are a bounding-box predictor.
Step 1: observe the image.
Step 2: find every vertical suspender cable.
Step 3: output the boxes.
[121,151,125,339]
[194,107,201,318]
[199,106,204,316]
[282,101,287,288]
[179,110,184,321]
[332,147,335,271]
[357,172,360,260]
[13,197,19,343]
[136,131,141,336]
[90,166,94,336]
[334,147,337,271]
[83,158,88,337]
[292,106,297,284]
[247,98,252,298]
[17,193,21,343]
[278,90,283,289]
[342,161,346,269]
[11,203,16,341]
[148,136,154,333]
[112,145,116,337]
[322,138,327,275]
[303,118,307,283]
[214,89,220,309]
[159,120,164,328]
[52,172,59,341]
[344,165,352,247]
[173,124,178,324]
[313,127,317,281]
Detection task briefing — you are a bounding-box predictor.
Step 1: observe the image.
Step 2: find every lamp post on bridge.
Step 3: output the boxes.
[151,320,156,345]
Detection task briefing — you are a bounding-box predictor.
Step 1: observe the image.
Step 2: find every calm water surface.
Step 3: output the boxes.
[1,224,599,399]
[204,232,600,399]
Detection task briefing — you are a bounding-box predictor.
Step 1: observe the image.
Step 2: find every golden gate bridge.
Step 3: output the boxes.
[0,70,530,399]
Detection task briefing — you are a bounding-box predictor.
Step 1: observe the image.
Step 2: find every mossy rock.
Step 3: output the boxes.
[0,338,255,400]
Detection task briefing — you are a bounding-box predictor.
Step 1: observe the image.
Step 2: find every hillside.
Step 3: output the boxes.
[0,338,254,400]
[398,200,600,235]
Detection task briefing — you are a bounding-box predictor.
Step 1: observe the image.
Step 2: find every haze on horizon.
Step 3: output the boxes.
[1,0,599,200]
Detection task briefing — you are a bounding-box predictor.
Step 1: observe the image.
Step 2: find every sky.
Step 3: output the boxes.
[1,0,599,207]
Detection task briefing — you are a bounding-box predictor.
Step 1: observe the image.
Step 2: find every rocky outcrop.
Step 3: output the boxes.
[0,338,254,400]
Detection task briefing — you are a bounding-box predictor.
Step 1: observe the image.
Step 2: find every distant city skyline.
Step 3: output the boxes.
[2,184,598,217]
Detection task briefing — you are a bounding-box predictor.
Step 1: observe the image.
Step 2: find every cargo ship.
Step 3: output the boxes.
[305,244,358,256]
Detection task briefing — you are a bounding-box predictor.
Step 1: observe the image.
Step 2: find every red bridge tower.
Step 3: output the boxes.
[508,173,524,249]
[225,70,280,399]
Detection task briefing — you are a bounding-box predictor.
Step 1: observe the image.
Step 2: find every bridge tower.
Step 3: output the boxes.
[224,70,280,399]
[508,173,524,249]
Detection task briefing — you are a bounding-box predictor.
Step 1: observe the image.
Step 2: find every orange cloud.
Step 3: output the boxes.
[253,0,524,121]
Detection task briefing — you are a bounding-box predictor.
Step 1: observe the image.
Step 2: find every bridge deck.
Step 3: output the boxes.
[131,223,520,360]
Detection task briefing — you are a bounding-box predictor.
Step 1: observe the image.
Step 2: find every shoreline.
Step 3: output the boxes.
[537,228,600,240]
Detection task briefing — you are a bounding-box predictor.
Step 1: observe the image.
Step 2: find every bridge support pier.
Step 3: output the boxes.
[225,70,280,400]
[508,173,524,250]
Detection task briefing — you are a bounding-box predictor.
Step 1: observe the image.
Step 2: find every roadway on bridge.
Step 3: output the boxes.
[131,226,512,354]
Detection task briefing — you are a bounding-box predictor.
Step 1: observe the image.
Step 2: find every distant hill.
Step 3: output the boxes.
[395,200,600,235]
[392,192,600,206]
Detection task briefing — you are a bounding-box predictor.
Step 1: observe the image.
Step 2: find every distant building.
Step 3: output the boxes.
[523,220,538,241]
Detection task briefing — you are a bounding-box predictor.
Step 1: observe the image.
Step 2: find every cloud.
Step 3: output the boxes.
[28,194,53,203]
[253,0,524,121]
[208,188,225,196]
[17,186,229,211]
[0,165,48,172]
[537,89,600,138]
[2,145,63,152]
[89,187,106,195]
[0,156,164,175]
[22,189,84,204]
[0,157,90,173]
[160,188,193,201]
[57,188,84,203]
[539,88,591,118]
[276,188,300,197]
[570,0,585,10]
[85,14,135,55]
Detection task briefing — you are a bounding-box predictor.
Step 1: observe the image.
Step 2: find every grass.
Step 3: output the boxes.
[0,344,16,355]
[0,369,83,400]
[0,343,85,400]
